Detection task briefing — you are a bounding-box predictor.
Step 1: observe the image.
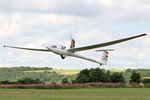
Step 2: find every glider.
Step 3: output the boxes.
[4,34,147,66]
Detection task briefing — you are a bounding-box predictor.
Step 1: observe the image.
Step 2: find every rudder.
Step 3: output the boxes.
[96,49,114,65]
[101,51,109,65]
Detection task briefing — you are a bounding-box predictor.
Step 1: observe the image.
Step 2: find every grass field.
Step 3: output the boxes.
[0,88,150,100]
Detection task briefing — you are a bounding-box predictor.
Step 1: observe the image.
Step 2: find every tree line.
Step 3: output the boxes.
[0,67,150,84]
[70,68,143,83]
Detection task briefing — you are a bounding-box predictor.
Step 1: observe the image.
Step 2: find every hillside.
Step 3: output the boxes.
[0,67,150,84]
[0,67,77,84]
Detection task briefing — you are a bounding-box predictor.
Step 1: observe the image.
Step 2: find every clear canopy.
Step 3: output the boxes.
[50,45,66,50]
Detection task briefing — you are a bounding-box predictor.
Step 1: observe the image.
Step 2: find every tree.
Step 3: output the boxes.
[76,74,90,83]
[143,78,150,84]
[89,68,106,82]
[80,69,90,78]
[62,78,69,84]
[124,69,132,83]
[131,72,141,83]
[75,69,91,83]
[17,78,42,84]
[105,70,111,82]
[111,72,124,83]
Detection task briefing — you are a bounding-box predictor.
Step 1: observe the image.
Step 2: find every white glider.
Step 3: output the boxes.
[4,34,147,66]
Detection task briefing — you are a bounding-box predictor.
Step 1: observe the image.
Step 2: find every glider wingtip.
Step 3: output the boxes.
[140,33,147,36]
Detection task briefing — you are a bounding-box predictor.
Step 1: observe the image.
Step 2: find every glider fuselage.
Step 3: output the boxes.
[47,46,101,65]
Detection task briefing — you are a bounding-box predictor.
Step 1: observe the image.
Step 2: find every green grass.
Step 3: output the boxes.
[0,88,150,100]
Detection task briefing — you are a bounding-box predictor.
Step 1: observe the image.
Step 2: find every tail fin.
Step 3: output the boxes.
[70,34,75,48]
[96,49,114,65]
[101,51,109,65]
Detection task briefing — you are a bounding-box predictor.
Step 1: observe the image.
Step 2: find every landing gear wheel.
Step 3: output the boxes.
[61,55,65,59]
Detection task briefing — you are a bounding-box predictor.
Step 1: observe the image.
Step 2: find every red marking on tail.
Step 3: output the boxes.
[106,52,108,54]
[105,55,108,58]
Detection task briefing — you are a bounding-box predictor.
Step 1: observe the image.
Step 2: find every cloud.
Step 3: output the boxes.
[0,0,104,17]
[0,0,150,21]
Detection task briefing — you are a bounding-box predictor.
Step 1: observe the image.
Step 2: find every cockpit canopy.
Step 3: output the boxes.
[50,45,66,50]
[51,45,57,48]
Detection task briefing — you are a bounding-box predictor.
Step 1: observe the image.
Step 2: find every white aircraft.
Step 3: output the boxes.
[4,34,147,66]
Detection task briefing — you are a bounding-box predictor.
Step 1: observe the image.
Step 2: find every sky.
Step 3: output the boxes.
[0,0,150,69]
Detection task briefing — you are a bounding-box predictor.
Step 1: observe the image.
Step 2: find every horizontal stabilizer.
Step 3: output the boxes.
[96,49,114,52]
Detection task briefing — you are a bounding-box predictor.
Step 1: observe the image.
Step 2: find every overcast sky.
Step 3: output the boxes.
[0,0,150,69]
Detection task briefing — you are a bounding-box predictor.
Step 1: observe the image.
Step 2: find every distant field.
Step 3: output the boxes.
[0,88,150,100]
[24,69,125,75]
[109,68,125,72]
[24,70,81,75]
